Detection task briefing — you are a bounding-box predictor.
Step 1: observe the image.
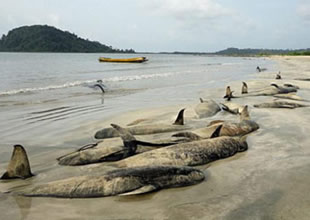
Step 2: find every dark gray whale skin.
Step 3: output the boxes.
[115,134,248,168]
[23,166,205,198]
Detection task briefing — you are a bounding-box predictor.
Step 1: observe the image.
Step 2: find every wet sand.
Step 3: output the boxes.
[1,56,310,220]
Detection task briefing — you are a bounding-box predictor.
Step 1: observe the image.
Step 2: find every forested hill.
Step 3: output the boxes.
[0,25,135,53]
[214,47,310,56]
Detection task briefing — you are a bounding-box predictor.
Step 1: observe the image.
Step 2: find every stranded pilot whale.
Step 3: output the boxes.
[94,108,189,139]
[1,145,33,179]
[23,166,205,198]
[243,83,297,97]
[254,100,309,109]
[173,106,259,140]
[57,124,181,166]
[113,125,248,168]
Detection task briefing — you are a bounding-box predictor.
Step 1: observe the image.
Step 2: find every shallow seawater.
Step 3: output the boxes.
[3,54,310,220]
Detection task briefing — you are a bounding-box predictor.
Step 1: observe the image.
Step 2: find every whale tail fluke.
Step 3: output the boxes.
[173,108,185,125]
[1,145,33,180]
[220,103,239,115]
[94,84,105,93]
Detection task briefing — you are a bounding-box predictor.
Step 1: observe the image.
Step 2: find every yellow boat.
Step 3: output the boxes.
[98,57,148,63]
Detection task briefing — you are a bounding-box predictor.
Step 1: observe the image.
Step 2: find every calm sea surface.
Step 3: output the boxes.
[0,52,274,150]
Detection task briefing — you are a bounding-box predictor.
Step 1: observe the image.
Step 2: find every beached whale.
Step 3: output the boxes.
[113,125,248,168]
[1,145,33,179]
[95,109,189,139]
[242,83,298,97]
[23,166,205,198]
[273,93,305,101]
[173,106,259,140]
[58,124,181,166]
[254,100,309,109]
[194,98,221,118]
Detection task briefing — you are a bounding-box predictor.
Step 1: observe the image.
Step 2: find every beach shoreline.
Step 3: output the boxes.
[1,55,310,220]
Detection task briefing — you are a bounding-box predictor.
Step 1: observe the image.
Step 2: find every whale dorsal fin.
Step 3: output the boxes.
[240,105,250,121]
[199,98,204,103]
[1,145,33,179]
[223,86,231,98]
[210,124,223,138]
[173,108,185,125]
[242,82,248,94]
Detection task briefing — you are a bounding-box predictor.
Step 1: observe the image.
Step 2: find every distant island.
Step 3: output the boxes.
[214,47,310,56]
[169,47,310,56]
[0,25,135,53]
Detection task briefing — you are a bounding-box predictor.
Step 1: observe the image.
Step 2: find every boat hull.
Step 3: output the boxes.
[98,57,148,63]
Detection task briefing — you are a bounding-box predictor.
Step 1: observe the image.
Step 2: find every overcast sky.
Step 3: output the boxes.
[0,0,309,52]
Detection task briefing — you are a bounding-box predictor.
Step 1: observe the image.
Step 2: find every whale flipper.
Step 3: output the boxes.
[1,145,33,179]
[119,185,158,196]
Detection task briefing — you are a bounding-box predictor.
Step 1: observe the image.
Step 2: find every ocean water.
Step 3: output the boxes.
[0,53,273,147]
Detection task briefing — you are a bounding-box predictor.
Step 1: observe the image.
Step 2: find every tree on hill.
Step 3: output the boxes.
[0,25,135,53]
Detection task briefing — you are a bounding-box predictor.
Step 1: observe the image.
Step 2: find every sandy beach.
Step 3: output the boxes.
[1,55,310,220]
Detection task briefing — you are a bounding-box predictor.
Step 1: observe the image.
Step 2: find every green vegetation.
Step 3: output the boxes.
[162,48,310,56]
[214,47,310,56]
[286,51,310,56]
[0,25,135,53]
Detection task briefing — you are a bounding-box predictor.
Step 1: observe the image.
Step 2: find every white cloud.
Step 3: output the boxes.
[142,0,232,21]
[297,3,310,20]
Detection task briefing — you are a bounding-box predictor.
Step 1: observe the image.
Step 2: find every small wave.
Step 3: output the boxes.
[0,72,176,96]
